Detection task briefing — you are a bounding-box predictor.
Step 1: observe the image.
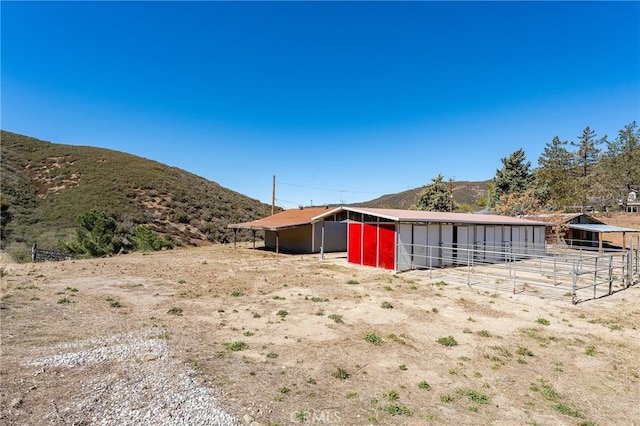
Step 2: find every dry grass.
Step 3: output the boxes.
[1,242,639,425]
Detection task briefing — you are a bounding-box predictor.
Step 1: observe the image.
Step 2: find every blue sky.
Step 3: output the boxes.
[2,1,639,208]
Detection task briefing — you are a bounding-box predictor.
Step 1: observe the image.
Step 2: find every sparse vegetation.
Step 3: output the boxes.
[327,314,344,324]
[418,381,431,391]
[167,307,183,316]
[364,332,383,345]
[536,317,551,326]
[437,336,457,347]
[382,403,412,416]
[226,341,248,352]
[331,368,350,380]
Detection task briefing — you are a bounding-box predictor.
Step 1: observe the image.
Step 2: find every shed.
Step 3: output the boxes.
[527,213,640,250]
[313,207,547,272]
[228,207,347,254]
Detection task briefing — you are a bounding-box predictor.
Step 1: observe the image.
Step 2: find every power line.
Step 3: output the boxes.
[277,180,396,195]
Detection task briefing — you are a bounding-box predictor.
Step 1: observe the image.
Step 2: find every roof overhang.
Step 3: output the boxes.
[313,206,546,226]
[569,224,640,233]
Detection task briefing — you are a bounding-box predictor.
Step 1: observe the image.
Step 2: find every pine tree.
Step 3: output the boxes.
[601,121,640,211]
[488,149,534,209]
[411,174,453,212]
[570,127,606,210]
[536,136,575,210]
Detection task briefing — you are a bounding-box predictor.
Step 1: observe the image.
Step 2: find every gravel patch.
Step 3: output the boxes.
[24,328,241,425]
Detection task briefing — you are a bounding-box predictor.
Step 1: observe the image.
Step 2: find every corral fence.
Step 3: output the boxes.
[34,249,70,262]
[403,237,639,304]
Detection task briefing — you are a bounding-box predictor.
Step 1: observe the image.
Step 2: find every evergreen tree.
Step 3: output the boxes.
[601,121,640,211]
[411,174,453,212]
[488,149,534,209]
[63,209,122,257]
[571,127,606,209]
[535,136,575,210]
[572,126,605,177]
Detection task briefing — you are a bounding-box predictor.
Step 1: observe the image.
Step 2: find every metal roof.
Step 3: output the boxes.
[228,207,332,231]
[569,224,640,233]
[313,207,547,226]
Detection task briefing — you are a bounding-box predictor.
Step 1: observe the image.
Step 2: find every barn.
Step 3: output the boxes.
[313,207,547,272]
[228,207,347,254]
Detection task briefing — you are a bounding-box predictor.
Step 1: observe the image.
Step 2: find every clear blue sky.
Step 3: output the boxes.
[2,1,639,208]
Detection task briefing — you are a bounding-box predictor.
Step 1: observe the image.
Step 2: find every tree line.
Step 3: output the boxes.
[412,122,640,215]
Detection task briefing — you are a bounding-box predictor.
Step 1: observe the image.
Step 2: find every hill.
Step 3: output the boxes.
[0,130,275,258]
[357,180,490,210]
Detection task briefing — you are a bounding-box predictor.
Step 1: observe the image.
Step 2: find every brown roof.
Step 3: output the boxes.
[525,213,603,226]
[228,207,331,231]
[314,207,547,226]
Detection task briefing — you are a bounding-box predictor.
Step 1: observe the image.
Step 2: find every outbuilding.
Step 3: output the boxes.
[528,213,640,251]
[313,207,547,272]
[228,207,347,254]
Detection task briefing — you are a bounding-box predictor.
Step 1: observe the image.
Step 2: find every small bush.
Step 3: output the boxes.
[437,336,457,347]
[516,346,534,357]
[226,341,248,352]
[553,403,585,418]
[57,297,71,304]
[328,314,344,324]
[382,404,412,416]
[346,280,359,285]
[381,301,393,309]
[585,345,596,356]
[418,381,431,391]
[536,318,551,326]
[276,310,288,319]
[384,390,399,401]
[364,332,383,345]
[266,352,278,359]
[167,307,183,316]
[331,368,350,380]
[230,290,244,297]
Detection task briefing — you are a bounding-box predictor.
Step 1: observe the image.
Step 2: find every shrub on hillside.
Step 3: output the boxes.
[62,209,124,257]
[132,225,172,251]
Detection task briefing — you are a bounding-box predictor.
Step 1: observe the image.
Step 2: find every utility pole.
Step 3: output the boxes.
[271,175,275,216]
[449,177,453,212]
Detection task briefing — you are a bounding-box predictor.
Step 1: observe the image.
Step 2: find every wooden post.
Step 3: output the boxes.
[276,231,279,255]
[599,232,603,253]
[252,230,256,249]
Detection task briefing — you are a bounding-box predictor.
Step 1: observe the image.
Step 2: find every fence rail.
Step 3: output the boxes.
[402,239,639,304]
[35,249,70,262]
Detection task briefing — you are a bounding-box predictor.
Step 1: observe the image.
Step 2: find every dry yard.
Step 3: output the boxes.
[1,242,639,426]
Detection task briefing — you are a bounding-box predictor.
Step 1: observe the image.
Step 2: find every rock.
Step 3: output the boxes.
[243,414,254,424]
[10,397,23,408]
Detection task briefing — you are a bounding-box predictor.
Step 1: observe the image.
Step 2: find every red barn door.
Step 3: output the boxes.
[378,224,396,269]
[348,223,362,264]
[363,224,378,267]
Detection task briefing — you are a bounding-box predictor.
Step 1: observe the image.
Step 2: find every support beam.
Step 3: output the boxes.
[252,230,256,250]
[599,231,603,253]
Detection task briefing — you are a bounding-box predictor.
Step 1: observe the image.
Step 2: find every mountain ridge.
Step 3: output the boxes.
[1,130,489,260]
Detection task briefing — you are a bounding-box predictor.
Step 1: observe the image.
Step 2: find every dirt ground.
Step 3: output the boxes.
[1,227,640,425]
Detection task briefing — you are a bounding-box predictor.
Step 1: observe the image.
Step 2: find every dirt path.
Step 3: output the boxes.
[2,244,639,425]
